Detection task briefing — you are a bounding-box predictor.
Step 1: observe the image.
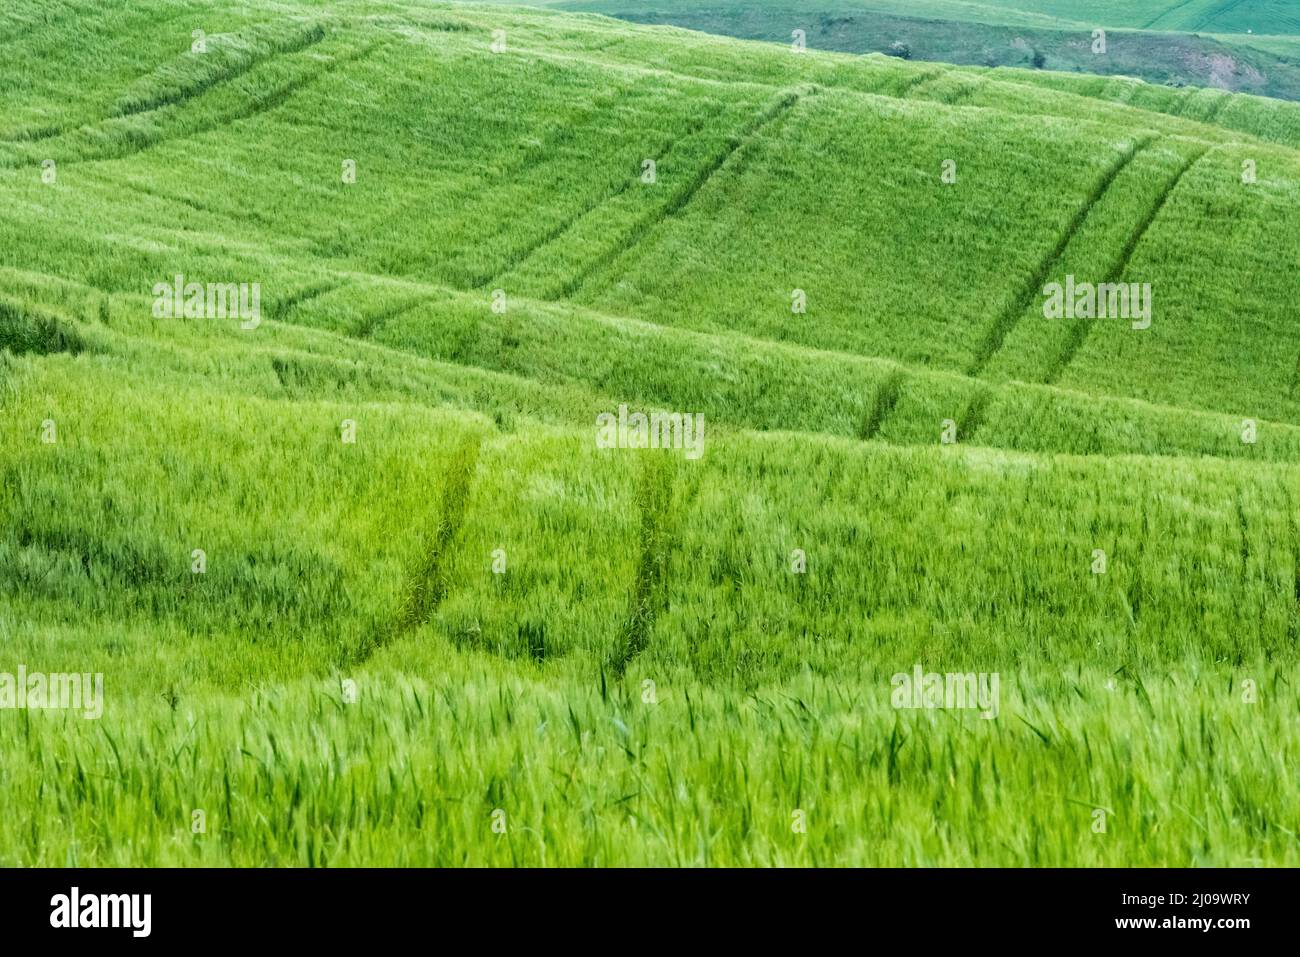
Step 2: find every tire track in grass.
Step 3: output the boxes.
[0,299,89,355]
[1236,497,1251,580]
[272,280,342,324]
[957,386,993,443]
[945,81,983,107]
[350,434,481,664]
[477,178,633,292]
[966,134,1154,377]
[0,3,199,138]
[608,457,676,677]
[1193,0,1251,31]
[898,68,944,98]
[353,294,439,339]
[111,23,329,118]
[1202,94,1231,124]
[0,354,13,407]
[211,39,388,131]
[1124,506,1150,627]
[858,369,905,440]
[0,0,100,46]
[1166,92,1192,118]
[904,73,947,101]
[2,20,328,145]
[1044,144,1210,385]
[485,187,620,288]
[395,435,481,631]
[103,175,284,231]
[462,80,667,289]
[1142,0,1204,30]
[48,38,389,165]
[484,97,727,297]
[906,75,980,107]
[565,87,806,301]
[1288,507,1300,643]
[505,89,800,300]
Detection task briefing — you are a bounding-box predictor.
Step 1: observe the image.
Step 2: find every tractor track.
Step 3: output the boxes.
[967,134,1155,377]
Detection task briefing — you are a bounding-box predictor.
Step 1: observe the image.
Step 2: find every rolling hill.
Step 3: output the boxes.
[1,0,1298,865]
[562,0,1300,100]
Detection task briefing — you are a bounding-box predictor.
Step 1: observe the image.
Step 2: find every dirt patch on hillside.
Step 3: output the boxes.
[1178,49,1267,90]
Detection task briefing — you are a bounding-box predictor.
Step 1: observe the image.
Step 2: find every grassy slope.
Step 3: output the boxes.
[2,0,1299,865]
[911,0,1300,33]
[636,0,1300,34]
[562,0,1300,102]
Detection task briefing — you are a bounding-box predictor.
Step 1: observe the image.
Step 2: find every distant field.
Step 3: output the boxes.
[2,0,1298,865]
[919,0,1300,33]
[662,0,1300,33]
[562,0,1300,100]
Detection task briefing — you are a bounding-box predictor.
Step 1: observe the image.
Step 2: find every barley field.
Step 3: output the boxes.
[1,0,1298,866]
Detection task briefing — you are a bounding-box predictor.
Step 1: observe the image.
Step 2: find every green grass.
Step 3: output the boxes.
[568,0,1300,35]
[2,0,1299,866]
[901,0,1300,33]
[562,0,1300,102]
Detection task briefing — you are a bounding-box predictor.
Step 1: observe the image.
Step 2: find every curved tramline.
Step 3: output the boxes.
[556,86,808,300]
[1042,141,1211,383]
[966,134,1155,377]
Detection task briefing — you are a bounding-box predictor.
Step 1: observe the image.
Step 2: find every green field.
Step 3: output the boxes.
[877,0,1300,33]
[2,0,1299,866]
[563,0,1300,101]
[577,0,1300,34]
